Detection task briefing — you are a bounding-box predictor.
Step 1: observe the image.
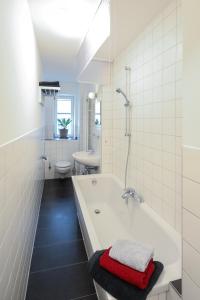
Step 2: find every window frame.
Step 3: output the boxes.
[55,94,75,138]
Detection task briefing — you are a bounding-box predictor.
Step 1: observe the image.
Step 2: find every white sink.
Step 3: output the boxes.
[72,151,100,167]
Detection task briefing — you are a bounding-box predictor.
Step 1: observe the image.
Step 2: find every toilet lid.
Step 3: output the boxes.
[55,161,71,168]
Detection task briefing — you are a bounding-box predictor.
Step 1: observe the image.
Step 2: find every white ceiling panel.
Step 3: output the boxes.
[28,0,101,81]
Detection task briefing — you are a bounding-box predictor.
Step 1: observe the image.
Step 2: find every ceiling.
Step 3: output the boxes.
[28,0,101,81]
[28,0,173,82]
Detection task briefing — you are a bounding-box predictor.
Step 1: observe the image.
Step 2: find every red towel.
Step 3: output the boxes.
[99,248,155,289]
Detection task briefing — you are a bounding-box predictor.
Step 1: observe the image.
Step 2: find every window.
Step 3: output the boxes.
[55,95,74,137]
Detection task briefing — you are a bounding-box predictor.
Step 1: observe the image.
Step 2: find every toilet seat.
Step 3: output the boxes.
[55,161,71,168]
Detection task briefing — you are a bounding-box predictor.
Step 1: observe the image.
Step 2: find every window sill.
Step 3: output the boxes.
[44,137,79,141]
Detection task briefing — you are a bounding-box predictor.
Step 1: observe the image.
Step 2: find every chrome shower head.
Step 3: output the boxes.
[116,88,130,106]
[116,88,121,93]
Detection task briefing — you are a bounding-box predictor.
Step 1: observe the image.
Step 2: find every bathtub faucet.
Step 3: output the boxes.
[121,188,143,203]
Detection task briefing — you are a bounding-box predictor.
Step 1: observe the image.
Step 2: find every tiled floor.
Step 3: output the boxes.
[26,178,97,300]
[171,279,182,297]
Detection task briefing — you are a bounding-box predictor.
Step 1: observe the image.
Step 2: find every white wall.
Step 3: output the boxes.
[182,0,200,298]
[102,0,183,231]
[76,0,110,77]
[0,0,44,298]
[78,59,111,85]
[0,0,43,145]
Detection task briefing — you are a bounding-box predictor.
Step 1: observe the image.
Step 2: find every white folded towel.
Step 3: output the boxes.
[109,239,154,272]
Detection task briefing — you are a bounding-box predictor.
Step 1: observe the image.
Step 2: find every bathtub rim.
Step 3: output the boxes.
[72,173,182,296]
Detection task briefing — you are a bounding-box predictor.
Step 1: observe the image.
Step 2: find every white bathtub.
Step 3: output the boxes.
[72,174,181,300]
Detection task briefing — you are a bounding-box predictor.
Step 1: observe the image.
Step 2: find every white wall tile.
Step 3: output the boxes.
[0,128,44,299]
[183,146,200,182]
[163,65,176,84]
[163,47,176,68]
[183,271,200,300]
[176,44,183,62]
[101,86,113,173]
[183,177,200,217]
[183,208,200,253]
[163,83,176,102]
[183,240,200,287]
[163,10,177,34]
[163,28,177,51]
[163,1,177,18]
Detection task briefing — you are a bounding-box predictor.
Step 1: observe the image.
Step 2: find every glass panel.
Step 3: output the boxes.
[95,101,101,114]
[57,100,71,114]
[56,97,73,137]
[57,113,71,120]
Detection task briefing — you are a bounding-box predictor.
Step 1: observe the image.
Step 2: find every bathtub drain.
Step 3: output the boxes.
[94,209,101,214]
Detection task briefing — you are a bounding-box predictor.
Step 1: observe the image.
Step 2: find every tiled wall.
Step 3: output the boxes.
[101,86,113,173]
[0,128,44,299]
[182,146,200,298]
[44,139,80,179]
[182,0,200,297]
[102,0,182,231]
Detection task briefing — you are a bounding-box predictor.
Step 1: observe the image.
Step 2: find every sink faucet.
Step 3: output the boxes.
[121,188,143,203]
[41,155,47,160]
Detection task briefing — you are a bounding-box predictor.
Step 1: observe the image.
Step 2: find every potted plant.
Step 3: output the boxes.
[57,118,72,138]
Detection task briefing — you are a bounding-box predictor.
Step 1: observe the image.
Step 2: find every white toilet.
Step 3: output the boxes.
[55,161,71,177]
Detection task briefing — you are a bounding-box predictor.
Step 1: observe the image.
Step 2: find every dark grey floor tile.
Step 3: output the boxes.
[79,294,98,300]
[26,262,95,300]
[41,192,75,204]
[42,179,74,201]
[170,279,182,296]
[43,178,73,190]
[34,218,82,247]
[31,239,87,273]
[26,178,96,300]
[38,203,77,229]
[39,199,76,218]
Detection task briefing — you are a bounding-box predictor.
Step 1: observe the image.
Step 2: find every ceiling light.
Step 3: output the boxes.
[88,92,97,100]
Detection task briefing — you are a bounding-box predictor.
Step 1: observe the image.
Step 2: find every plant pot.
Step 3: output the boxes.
[59,128,68,139]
